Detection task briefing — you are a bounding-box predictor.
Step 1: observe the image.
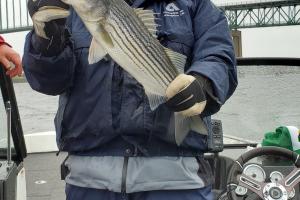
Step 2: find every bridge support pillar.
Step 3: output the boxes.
[231,30,242,57]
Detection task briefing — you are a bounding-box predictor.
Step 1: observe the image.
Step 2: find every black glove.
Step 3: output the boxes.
[28,0,70,56]
[165,74,208,117]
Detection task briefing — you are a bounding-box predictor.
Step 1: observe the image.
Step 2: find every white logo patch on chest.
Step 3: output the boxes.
[164,3,185,17]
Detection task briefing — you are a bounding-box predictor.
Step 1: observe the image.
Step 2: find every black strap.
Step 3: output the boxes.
[60,155,70,180]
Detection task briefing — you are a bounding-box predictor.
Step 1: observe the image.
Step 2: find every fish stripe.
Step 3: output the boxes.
[112,4,177,83]
[109,22,166,88]
[110,8,171,87]
[119,4,179,78]
[109,12,169,87]
[112,6,174,84]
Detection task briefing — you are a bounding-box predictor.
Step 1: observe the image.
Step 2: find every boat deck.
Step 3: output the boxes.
[25,153,67,200]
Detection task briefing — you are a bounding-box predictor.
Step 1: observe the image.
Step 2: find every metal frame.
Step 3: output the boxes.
[237,57,300,66]
[219,0,300,29]
[0,65,27,162]
[0,0,32,34]
[1,0,300,33]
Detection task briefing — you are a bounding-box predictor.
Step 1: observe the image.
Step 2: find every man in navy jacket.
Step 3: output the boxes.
[24,0,237,199]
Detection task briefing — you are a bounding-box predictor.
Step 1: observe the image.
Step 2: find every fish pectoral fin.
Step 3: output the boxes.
[145,91,167,111]
[88,37,108,64]
[174,114,208,146]
[134,8,158,38]
[164,48,187,74]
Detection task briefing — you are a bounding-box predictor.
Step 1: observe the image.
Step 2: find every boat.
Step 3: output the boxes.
[1,57,300,200]
[0,1,300,199]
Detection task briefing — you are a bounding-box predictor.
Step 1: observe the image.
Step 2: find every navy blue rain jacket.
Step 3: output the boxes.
[22,0,237,156]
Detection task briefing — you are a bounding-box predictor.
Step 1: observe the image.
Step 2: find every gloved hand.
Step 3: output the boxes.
[27,0,70,56]
[165,74,207,117]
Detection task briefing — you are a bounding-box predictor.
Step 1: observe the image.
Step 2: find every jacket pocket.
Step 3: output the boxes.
[120,72,147,135]
[58,47,114,141]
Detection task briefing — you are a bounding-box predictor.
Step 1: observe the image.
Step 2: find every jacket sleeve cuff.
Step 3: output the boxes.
[187,61,232,116]
[187,60,230,104]
[22,31,76,95]
[31,27,70,57]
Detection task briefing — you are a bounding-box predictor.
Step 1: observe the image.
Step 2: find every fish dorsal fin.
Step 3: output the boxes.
[134,8,158,38]
[88,37,108,64]
[164,48,187,74]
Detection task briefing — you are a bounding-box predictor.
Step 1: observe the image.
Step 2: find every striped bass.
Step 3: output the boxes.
[59,0,208,145]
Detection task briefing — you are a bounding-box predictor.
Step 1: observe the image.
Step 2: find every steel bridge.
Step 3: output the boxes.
[0,0,300,34]
[219,0,300,29]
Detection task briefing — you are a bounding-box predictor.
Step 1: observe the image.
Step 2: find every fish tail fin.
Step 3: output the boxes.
[174,113,208,145]
[145,92,208,145]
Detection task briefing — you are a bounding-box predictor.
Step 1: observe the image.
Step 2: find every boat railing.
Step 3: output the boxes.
[0,0,32,34]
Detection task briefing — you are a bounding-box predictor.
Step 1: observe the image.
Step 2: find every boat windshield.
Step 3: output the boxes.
[213,63,300,145]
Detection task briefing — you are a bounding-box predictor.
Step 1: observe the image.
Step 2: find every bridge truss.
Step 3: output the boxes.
[219,0,300,29]
[0,0,300,34]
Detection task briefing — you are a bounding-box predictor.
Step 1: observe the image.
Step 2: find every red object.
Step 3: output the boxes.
[0,35,11,47]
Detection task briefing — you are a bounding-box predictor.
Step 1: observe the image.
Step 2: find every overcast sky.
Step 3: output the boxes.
[2,0,300,58]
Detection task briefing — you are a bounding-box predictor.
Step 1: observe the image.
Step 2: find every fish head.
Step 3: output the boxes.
[60,0,109,22]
